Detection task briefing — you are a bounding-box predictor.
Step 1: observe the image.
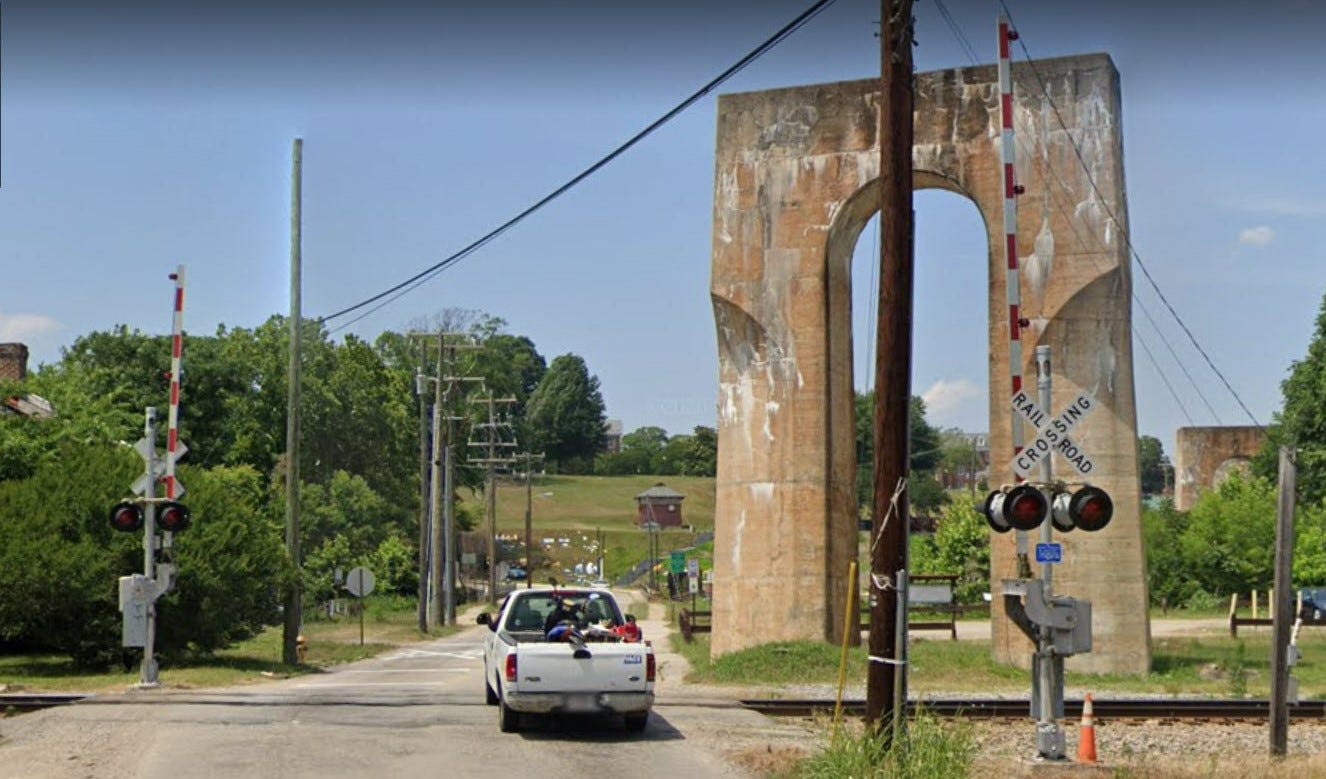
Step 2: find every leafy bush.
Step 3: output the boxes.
[156,465,289,658]
[0,447,288,667]
[368,534,418,596]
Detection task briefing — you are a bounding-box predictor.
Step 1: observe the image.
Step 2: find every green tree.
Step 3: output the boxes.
[1138,435,1170,496]
[855,392,944,507]
[922,496,991,604]
[595,426,665,475]
[678,426,718,477]
[1141,498,1195,608]
[525,354,607,473]
[1257,293,1326,503]
[1180,473,1276,597]
[471,333,546,438]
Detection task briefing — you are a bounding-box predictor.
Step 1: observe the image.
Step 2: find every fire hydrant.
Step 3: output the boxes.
[295,634,308,664]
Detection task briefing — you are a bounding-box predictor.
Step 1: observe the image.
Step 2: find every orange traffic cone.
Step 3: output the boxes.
[1077,693,1098,764]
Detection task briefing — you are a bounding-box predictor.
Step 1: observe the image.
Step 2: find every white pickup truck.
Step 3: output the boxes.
[478,588,654,733]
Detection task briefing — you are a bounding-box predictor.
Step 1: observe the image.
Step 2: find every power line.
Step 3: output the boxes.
[321,0,841,330]
[997,0,1264,430]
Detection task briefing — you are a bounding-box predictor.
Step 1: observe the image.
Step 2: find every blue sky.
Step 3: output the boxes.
[3,0,1323,455]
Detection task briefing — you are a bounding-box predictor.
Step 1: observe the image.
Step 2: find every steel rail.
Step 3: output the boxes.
[741,697,1326,720]
[0,693,91,712]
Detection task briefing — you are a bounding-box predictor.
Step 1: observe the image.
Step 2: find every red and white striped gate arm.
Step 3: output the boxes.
[998,14,1026,480]
[165,265,185,499]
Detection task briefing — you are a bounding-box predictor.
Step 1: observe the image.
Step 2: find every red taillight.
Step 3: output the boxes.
[505,653,517,683]
[645,652,655,683]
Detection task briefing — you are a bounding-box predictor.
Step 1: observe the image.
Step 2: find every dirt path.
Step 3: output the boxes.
[941,616,1228,641]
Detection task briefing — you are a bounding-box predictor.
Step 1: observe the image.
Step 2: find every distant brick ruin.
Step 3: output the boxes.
[709,54,1150,674]
[0,343,29,383]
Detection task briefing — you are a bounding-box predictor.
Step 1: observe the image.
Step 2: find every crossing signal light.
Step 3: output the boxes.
[1052,485,1113,532]
[158,501,192,533]
[109,501,144,533]
[984,484,1114,533]
[983,484,1049,533]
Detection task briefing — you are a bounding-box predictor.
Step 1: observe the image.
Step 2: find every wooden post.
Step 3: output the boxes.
[1270,446,1297,756]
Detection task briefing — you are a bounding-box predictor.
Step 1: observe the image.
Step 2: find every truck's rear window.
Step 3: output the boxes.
[504,591,622,632]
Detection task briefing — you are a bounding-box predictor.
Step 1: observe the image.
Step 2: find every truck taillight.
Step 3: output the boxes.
[646,652,656,683]
[505,654,518,683]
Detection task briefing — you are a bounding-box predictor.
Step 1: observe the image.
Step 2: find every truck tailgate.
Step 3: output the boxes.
[514,644,650,694]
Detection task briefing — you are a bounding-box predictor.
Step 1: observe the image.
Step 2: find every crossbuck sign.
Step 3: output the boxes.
[1010,390,1098,478]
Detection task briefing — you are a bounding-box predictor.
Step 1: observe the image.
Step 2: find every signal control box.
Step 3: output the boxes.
[119,573,170,648]
[1002,578,1093,655]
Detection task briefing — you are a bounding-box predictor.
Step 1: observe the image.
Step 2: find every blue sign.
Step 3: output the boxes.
[1035,543,1063,564]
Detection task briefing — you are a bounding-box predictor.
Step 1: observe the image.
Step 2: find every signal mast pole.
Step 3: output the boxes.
[1034,346,1065,759]
[867,0,915,731]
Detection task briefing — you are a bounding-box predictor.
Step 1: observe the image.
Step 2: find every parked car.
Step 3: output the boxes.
[506,566,527,581]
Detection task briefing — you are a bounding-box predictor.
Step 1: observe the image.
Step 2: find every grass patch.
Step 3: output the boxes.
[671,627,1326,698]
[672,634,1023,693]
[793,713,976,779]
[0,596,450,694]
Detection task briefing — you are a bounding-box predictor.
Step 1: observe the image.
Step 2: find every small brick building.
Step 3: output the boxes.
[635,483,685,528]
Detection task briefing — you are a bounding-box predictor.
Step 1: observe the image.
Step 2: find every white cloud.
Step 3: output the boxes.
[1237,226,1275,247]
[0,313,65,343]
[921,378,984,422]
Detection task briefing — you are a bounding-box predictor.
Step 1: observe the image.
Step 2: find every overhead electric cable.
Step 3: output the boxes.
[997,0,1263,429]
[321,0,841,330]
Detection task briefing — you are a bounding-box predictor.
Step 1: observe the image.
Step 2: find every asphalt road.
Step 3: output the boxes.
[0,608,812,779]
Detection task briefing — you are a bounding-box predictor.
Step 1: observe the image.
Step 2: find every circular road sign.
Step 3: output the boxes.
[344,567,376,598]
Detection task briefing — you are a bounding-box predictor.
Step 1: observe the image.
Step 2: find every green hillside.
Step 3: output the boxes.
[474,474,716,532]
[457,474,716,584]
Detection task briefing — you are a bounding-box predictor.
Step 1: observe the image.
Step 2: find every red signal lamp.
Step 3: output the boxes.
[1052,486,1113,532]
[158,501,192,533]
[983,484,1049,533]
[109,501,144,533]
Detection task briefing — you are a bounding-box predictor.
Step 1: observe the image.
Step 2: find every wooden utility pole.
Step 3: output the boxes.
[522,451,544,589]
[427,335,445,629]
[416,340,430,631]
[471,393,517,605]
[1270,446,1297,755]
[283,138,304,666]
[868,0,915,729]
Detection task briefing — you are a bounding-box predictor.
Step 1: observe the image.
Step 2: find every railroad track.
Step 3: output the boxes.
[741,698,1326,721]
[0,694,90,713]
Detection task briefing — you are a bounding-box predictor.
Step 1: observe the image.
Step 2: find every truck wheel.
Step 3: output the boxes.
[485,678,499,705]
[624,712,649,733]
[498,699,521,733]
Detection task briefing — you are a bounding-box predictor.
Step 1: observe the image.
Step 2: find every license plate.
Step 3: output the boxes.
[564,695,600,713]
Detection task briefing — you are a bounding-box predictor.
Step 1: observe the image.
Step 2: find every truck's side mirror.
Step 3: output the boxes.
[477,612,491,625]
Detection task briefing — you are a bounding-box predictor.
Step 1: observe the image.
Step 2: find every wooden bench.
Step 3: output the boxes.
[679,608,712,642]
[1228,591,1326,637]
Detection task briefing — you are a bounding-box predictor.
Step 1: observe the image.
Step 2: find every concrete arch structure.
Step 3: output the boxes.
[1175,426,1267,510]
[709,54,1150,674]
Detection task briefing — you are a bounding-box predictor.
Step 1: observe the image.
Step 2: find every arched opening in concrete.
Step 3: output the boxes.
[1213,457,1253,488]
[828,175,991,549]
